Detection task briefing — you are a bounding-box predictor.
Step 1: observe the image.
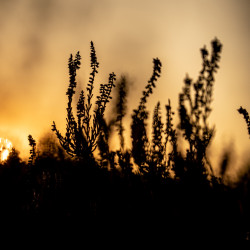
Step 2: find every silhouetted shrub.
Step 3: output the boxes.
[52,42,116,164]
[177,38,222,182]
[131,58,162,173]
[1,39,249,241]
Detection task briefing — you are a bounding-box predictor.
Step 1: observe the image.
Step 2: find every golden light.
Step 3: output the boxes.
[0,138,13,162]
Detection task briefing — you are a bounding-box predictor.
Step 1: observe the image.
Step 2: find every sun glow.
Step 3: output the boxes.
[0,138,13,161]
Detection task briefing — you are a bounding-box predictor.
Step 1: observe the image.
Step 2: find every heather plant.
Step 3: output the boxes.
[237,106,250,138]
[0,39,248,241]
[97,115,111,168]
[148,102,165,178]
[178,38,222,179]
[96,75,133,174]
[131,58,162,174]
[114,75,128,151]
[164,99,180,177]
[113,76,133,175]
[52,42,116,163]
[28,134,37,166]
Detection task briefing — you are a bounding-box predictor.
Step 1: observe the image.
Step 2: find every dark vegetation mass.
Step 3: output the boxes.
[0,39,249,241]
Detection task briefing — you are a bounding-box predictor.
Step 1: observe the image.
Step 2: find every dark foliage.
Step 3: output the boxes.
[238,106,250,138]
[0,39,249,241]
[178,38,222,181]
[52,42,116,163]
[114,75,128,151]
[28,134,37,166]
[131,58,162,173]
[165,99,178,172]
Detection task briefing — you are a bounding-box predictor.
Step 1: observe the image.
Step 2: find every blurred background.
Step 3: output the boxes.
[0,0,249,178]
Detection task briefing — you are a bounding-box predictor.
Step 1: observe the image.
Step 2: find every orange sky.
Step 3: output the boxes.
[0,0,249,176]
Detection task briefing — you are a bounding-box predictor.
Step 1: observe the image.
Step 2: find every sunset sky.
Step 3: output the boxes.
[0,0,249,176]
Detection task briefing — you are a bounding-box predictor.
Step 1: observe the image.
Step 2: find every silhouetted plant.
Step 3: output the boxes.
[178,38,222,178]
[238,106,250,138]
[164,99,181,177]
[110,75,134,175]
[1,38,249,241]
[147,101,165,178]
[131,58,162,173]
[52,42,116,162]
[28,134,37,166]
[114,75,128,151]
[97,116,111,168]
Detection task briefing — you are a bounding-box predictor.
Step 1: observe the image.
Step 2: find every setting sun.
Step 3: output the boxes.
[0,138,12,161]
